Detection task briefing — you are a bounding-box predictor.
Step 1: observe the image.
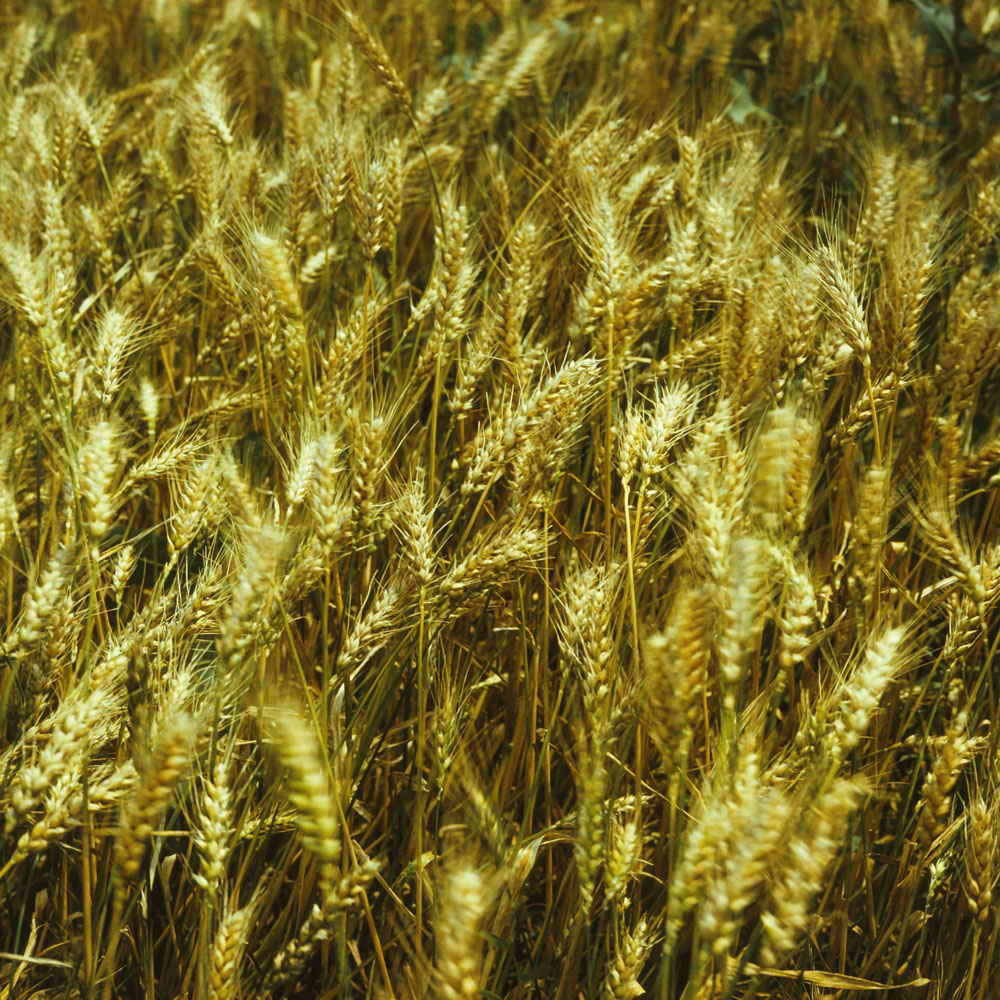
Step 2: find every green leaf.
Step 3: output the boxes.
[479,930,512,951]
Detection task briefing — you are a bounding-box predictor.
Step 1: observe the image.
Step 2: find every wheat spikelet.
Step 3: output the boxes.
[8,543,75,654]
[759,778,866,966]
[335,575,408,673]
[643,583,713,771]
[850,461,890,603]
[114,712,198,881]
[193,757,233,895]
[696,773,791,960]
[414,189,476,383]
[916,703,973,849]
[826,625,905,760]
[602,917,651,1000]
[433,862,493,1000]
[963,795,997,922]
[604,815,641,905]
[266,702,341,874]
[438,517,548,606]
[665,733,763,956]
[336,5,412,115]
[5,681,111,834]
[462,357,601,497]
[717,535,766,713]
[78,418,120,541]
[752,405,817,540]
[216,524,285,679]
[262,901,332,997]
[820,246,871,368]
[574,737,608,909]
[396,467,436,587]
[208,890,260,1000]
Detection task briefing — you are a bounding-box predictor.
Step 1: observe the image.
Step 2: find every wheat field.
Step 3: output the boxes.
[1,1,999,998]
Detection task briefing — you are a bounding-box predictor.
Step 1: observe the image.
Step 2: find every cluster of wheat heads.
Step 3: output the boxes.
[1,1,1000,998]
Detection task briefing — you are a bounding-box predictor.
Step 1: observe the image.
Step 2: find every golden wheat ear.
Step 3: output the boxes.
[432,861,495,1000]
[114,711,199,882]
